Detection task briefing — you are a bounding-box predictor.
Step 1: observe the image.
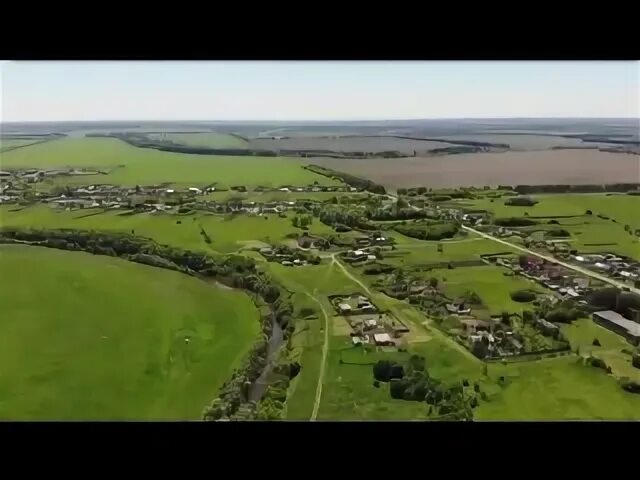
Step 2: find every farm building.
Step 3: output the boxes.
[338,303,352,314]
[592,311,640,345]
[373,333,394,346]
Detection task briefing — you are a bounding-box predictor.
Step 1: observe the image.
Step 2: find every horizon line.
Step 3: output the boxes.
[2,116,639,124]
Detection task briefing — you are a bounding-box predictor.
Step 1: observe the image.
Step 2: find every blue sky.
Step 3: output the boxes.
[1,61,638,121]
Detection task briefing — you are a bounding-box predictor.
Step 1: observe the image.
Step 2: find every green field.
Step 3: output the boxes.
[0,137,337,188]
[561,318,640,382]
[0,244,260,420]
[0,205,337,254]
[427,265,545,314]
[384,235,517,266]
[0,138,43,151]
[147,132,248,149]
[476,356,640,420]
[455,194,640,259]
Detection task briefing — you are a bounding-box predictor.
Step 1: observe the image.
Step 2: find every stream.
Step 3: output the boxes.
[248,319,284,402]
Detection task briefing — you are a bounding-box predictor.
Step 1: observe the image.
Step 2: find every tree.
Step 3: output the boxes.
[429,277,438,289]
[624,224,631,232]
[501,311,511,326]
[518,255,528,268]
[292,216,300,228]
[373,360,394,382]
[585,209,593,215]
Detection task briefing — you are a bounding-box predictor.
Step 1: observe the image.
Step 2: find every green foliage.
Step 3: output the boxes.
[494,217,538,227]
[510,289,537,303]
[504,196,538,207]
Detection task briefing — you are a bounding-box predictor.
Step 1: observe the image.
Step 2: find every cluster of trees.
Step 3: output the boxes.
[504,196,538,207]
[513,183,640,195]
[291,215,313,229]
[494,217,538,227]
[305,165,386,194]
[0,227,296,421]
[546,307,581,324]
[394,222,459,241]
[545,228,571,238]
[373,355,479,419]
[510,289,537,303]
[368,208,430,221]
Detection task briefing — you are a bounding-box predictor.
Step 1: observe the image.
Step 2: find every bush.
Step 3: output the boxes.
[620,379,640,394]
[545,228,571,238]
[510,289,537,303]
[373,380,380,388]
[373,360,394,382]
[592,338,601,347]
[494,217,538,227]
[587,356,608,371]
[546,308,572,323]
[632,353,640,369]
[547,219,559,224]
[505,196,538,207]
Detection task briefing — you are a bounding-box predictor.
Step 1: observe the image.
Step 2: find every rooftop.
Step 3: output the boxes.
[594,310,640,337]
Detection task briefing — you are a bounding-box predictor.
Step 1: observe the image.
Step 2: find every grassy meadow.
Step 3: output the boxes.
[455,193,640,259]
[476,356,640,420]
[0,245,260,420]
[0,137,337,188]
[0,205,337,254]
[427,265,545,315]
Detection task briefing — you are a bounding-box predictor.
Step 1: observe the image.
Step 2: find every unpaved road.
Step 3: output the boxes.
[462,225,640,295]
[307,290,330,421]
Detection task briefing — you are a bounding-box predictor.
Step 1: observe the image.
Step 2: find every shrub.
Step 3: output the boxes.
[546,308,572,323]
[587,356,608,371]
[620,379,640,394]
[547,219,559,225]
[632,353,640,369]
[505,196,538,207]
[545,228,571,238]
[373,380,380,388]
[510,290,537,303]
[592,338,601,347]
[494,217,538,227]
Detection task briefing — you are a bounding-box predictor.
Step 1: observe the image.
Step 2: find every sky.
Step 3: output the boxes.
[1,61,638,122]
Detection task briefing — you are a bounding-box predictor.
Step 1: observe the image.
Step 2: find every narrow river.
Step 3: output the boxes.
[248,319,284,402]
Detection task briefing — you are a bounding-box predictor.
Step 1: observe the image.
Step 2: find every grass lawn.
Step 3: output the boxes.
[0,137,338,188]
[147,132,248,149]
[0,206,336,254]
[0,245,260,420]
[476,356,640,420]
[0,138,43,151]
[384,234,517,267]
[428,265,544,314]
[561,318,640,382]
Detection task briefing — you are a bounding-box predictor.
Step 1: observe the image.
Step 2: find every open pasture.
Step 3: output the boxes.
[0,205,337,254]
[0,244,260,420]
[476,356,640,420]
[427,265,545,314]
[0,137,336,188]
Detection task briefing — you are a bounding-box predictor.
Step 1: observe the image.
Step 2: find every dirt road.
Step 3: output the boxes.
[307,290,330,421]
[462,225,640,295]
